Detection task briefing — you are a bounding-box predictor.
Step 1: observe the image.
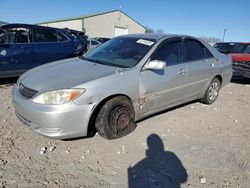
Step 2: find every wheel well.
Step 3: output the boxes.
[87,94,132,136]
[215,75,222,84]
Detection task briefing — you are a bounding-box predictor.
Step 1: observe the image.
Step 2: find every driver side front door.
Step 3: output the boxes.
[138,38,188,117]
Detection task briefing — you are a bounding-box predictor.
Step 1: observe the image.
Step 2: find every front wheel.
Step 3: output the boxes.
[95,96,136,139]
[200,77,221,104]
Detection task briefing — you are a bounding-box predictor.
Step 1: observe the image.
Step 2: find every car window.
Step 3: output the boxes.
[185,39,213,61]
[0,28,29,44]
[213,43,236,53]
[232,44,243,53]
[91,40,100,45]
[34,28,58,42]
[151,40,183,66]
[75,32,86,40]
[57,31,68,42]
[244,45,250,53]
[14,30,29,43]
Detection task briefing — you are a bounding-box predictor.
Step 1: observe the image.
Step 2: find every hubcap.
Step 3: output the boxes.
[208,82,219,101]
[110,106,133,133]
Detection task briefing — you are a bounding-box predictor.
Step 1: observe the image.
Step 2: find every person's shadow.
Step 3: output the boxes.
[128,134,188,188]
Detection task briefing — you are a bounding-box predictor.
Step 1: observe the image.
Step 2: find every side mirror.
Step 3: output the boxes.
[143,60,166,71]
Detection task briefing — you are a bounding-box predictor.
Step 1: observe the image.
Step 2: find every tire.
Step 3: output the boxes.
[200,77,221,104]
[95,96,136,139]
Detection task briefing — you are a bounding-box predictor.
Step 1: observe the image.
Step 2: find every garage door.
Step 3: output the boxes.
[114,27,128,36]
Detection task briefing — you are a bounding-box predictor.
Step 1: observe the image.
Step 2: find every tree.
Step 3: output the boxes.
[156,29,164,34]
[145,27,155,33]
[199,37,222,45]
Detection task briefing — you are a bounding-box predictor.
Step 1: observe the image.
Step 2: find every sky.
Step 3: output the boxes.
[1,0,249,42]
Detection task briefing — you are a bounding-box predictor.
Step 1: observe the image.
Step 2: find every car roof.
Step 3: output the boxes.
[239,42,250,45]
[0,23,64,31]
[215,42,239,44]
[120,33,198,41]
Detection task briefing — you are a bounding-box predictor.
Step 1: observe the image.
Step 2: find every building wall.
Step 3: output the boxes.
[40,19,83,31]
[84,11,145,38]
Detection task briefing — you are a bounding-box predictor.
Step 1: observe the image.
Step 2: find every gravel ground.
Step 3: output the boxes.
[0,77,249,188]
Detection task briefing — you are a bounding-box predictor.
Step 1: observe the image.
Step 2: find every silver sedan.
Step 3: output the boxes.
[12,34,232,139]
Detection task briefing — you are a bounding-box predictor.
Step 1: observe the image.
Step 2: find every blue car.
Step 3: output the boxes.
[0,24,87,78]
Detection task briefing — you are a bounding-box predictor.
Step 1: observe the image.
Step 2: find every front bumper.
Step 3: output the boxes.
[232,62,250,78]
[12,85,95,139]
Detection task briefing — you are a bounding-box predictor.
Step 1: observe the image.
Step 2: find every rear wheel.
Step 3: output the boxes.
[95,96,136,139]
[201,77,221,104]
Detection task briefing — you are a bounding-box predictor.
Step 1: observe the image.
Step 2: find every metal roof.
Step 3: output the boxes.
[0,23,68,33]
[38,10,146,29]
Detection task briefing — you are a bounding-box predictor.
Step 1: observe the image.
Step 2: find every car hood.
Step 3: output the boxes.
[19,57,121,92]
[230,53,250,62]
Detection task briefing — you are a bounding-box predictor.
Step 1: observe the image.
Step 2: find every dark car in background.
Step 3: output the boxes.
[64,28,88,55]
[213,42,239,54]
[87,38,102,51]
[230,43,250,79]
[0,24,86,78]
[94,37,111,43]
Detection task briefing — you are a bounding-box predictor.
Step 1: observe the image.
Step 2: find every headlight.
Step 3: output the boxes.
[32,89,86,105]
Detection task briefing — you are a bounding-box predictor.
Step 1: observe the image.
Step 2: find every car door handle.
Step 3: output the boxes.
[210,62,215,67]
[61,43,68,47]
[178,69,186,75]
[21,45,31,49]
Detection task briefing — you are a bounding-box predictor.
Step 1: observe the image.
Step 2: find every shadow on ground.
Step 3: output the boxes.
[0,77,18,87]
[128,134,188,188]
[231,76,250,85]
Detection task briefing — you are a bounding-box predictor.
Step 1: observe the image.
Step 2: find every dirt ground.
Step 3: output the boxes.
[0,77,249,188]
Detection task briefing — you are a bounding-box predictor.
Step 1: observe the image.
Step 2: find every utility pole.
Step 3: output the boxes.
[118,5,122,23]
[223,28,227,42]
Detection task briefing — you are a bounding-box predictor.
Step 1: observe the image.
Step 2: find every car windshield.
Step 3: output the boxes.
[0,27,29,44]
[232,44,250,53]
[83,37,156,68]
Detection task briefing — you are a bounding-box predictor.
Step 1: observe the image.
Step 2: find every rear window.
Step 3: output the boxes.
[245,46,250,53]
[232,44,250,54]
[57,31,68,42]
[91,40,100,45]
[185,39,213,61]
[214,43,237,52]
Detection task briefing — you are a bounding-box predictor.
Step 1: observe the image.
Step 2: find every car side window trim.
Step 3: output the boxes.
[183,38,214,62]
[149,37,184,66]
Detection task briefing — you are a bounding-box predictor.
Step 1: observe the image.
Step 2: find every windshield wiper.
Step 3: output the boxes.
[81,56,130,68]
[82,57,108,65]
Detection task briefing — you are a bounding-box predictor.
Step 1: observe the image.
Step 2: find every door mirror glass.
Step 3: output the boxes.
[144,60,166,70]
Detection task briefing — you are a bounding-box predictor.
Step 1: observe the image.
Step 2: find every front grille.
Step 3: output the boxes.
[233,61,250,67]
[19,83,38,98]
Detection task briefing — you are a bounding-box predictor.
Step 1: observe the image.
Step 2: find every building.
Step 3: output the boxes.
[39,10,146,38]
